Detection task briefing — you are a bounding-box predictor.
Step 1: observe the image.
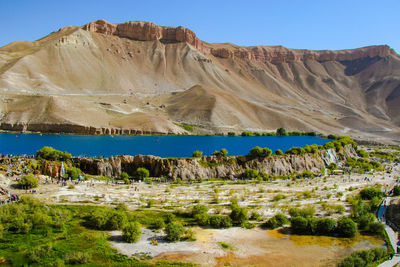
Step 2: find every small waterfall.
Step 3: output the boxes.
[320,149,338,166]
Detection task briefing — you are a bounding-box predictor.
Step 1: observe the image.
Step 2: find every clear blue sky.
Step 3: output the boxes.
[1,0,399,53]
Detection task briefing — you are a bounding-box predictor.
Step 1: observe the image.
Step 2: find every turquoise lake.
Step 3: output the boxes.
[0,133,329,157]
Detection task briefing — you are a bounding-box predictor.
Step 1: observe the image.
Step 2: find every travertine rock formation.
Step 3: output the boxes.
[74,146,356,180]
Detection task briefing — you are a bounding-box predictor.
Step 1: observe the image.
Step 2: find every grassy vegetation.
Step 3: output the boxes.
[218,242,234,250]
[0,198,195,266]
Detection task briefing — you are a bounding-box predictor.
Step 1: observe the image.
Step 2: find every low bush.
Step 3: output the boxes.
[336,217,357,237]
[122,221,141,243]
[192,150,203,158]
[86,208,127,230]
[36,146,71,161]
[360,187,383,200]
[289,206,315,218]
[135,168,149,180]
[229,203,248,226]
[264,213,289,229]
[243,168,258,179]
[67,166,81,180]
[208,215,232,228]
[18,175,38,189]
[165,222,185,242]
[337,248,388,267]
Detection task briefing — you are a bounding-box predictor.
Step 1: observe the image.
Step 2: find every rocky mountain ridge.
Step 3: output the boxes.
[0,19,400,143]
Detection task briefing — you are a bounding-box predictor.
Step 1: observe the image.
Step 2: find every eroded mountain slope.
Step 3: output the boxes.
[0,19,399,142]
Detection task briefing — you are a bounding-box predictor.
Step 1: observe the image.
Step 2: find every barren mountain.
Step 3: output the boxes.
[0,19,399,143]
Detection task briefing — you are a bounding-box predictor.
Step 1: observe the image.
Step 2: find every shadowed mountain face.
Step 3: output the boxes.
[0,19,399,143]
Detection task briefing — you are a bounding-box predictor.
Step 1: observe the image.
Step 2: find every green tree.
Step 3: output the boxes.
[122,221,141,243]
[165,222,185,242]
[135,168,149,180]
[192,150,203,158]
[18,175,38,189]
[336,217,357,237]
[275,149,284,155]
[276,128,287,136]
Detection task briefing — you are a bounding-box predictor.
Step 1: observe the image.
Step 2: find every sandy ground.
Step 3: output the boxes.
[3,162,398,220]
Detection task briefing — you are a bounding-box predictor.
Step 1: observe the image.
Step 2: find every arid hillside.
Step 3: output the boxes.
[0,19,399,142]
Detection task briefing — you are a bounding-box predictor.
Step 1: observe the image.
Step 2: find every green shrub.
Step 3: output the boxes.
[357,213,375,231]
[366,222,385,236]
[194,213,209,226]
[192,150,203,158]
[152,218,165,230]
[360,187,383,200]
[65,251,91,264]
[337,248,388,267]
[36,146,71,161]
[227,132,236,136]
[276,128,287,136]
[191,205,208,217]
[249,146,272,157]
[66,166,81,180]
[86,208,127,230]
[18,175,38,189]
[275,149,284,155]
[285,147,306,155]
[291,216,308,234]
[164,213,176,224]
[120,172,130,180]
[357,149,369,158]
[122,221,141,243]
[336,217,357,237]
[289,206,315,218]
[212,148,228,157]
[229,203,248,226]
[241,131,253,136]
[316,218,336,235]
[264,213,289,229]
[165,222,185,242]
[135,168,149,180]
[394,185,400,196]
[208,215,232,228]
[180,123,194,132]
[243,168,258,179]
[327,134,337,140]
[304,144,319,154]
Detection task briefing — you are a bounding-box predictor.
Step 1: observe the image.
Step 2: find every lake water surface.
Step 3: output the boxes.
[0,133,328,157]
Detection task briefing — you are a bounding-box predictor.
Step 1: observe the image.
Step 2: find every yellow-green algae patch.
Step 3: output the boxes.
[267,229,384,248]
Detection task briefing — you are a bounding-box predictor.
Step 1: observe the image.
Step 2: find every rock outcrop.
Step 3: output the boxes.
[74,146,356,180]
[82,19,210,54]
[82,19,397,64]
